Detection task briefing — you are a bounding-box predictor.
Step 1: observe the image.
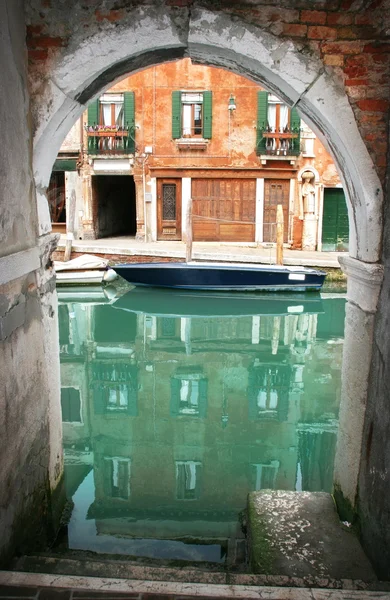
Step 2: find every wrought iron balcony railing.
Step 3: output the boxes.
[85,124,135,155]
[256,125,301,157]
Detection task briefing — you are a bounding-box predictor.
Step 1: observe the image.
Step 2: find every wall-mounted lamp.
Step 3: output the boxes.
[228,95,236,111]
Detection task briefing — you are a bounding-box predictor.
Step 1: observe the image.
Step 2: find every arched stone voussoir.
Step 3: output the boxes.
[298,71,383,264]
[31,4,383,262]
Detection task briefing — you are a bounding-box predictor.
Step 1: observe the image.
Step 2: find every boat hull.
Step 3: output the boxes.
[113,262,326,292]
[114,287,324,317]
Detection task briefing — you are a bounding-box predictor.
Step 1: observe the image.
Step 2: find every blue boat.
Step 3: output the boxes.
[112,261,326,292]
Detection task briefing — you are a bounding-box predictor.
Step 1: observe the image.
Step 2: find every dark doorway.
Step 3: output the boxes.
[92,175,136,238]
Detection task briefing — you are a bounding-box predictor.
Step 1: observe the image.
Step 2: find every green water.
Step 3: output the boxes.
[58,286,345,565]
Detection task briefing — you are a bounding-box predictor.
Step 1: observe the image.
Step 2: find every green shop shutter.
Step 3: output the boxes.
[172,91,182,139]
[202,91,212,139]
[87,99,99,126]
[53,159,77,172]
[290,106,301,154]
[124,91,135,153]
[256,91,268,155]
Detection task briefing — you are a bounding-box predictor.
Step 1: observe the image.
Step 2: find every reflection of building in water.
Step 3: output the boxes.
[58,292,343,560]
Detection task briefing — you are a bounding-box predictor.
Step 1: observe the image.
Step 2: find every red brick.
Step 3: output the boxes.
[323,54,344,66]
[322,41,362,54]
[26,24,44,37]
[282,23,307,37]
[336,26,360,40]
[28,48,48,61]
[308,26,337,40]
[355,14,372,25]
[359,113,386,123]
[357,99,390,111]
[363,43,390,54]
[95,9,124,22]
[32,36,66,48]
[165,0,192,5]
[327,13,353,26]
[344,65,368,78]
[301,10,327,24]
[345,78,370,86]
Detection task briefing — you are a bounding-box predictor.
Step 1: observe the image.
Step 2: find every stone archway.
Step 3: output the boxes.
[27,1,385,563]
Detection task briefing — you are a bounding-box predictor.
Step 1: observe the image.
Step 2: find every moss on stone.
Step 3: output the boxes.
[247,493,275,574]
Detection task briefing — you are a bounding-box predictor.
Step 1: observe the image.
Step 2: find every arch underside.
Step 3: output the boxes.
[32,6,382,263]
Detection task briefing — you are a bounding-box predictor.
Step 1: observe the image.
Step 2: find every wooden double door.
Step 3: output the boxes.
[191,178,256,242]
[263,179,290,243]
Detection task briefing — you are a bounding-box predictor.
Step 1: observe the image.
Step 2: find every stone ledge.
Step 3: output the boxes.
[1,572,390,600]
[0,248,40,287]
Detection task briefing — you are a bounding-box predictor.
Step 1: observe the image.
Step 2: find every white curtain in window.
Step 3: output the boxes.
[267,104,276,131]
[103,104,112,126]
[190,381,199,406]
[115,103,123,127]
[182,104,192,136]
[257,390,267,409]
[119,385,128,407]
[280,104,289,130]
[180,380,190,402]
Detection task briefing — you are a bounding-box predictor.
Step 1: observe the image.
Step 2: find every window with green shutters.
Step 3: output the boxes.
[86,92,135,154]
[172,91,212,140]
[256,92,301,157]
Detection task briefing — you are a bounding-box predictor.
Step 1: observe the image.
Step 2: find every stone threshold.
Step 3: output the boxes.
[1,572,390,600]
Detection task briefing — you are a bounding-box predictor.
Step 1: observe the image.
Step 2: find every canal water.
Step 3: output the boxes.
[57,286,345,566]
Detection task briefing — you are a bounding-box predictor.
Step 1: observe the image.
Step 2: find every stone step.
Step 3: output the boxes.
[247,490,377,583]
[12,550,390,592]
[12,553,229,585]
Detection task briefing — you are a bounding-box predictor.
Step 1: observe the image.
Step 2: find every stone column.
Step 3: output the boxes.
[333,256,383,517]
[80,164,95,240]
[133,168,145,241]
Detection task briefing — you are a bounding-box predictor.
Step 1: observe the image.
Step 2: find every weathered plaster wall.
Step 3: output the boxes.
[358,173,390,578]
[0,0,63,565]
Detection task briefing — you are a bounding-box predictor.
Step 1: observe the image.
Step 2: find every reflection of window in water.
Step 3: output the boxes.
[179,379,199,415]
[61,387,81,422]
[252,461,280,491]
[256,368,279,417]
[176,461,202,500]
[170,373,208,418]
[161,317,177,338]
[107,385,129,411]
[104,457,131,500]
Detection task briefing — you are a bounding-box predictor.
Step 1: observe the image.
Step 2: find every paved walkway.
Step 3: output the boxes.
[1,572,390,600]
[56,236,343,268]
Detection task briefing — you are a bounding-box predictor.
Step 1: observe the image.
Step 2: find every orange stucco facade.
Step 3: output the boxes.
[56,58,344,251]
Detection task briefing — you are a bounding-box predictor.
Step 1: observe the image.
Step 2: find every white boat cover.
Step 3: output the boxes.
[54,254,109,272]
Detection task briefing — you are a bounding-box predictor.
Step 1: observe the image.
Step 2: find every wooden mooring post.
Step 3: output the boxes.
[64,189,76,262]
[186,201,193,263]
[276,204,284,266]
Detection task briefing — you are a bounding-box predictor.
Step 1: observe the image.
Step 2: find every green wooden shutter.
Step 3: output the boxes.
[198,379,208,418]
[172,91,182,139]
[87,99,99,126]
[202,91,212,139]
[256,91,268,155]
[290,106,301,155]
[93,384,106,415]
[124,91,135,153]
[170,378,181,416]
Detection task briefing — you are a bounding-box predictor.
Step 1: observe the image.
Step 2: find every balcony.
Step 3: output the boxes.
[257,126,301,162]
[86,125,135,155]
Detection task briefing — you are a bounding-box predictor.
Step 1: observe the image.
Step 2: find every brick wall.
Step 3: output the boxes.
[25,1,389,183]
